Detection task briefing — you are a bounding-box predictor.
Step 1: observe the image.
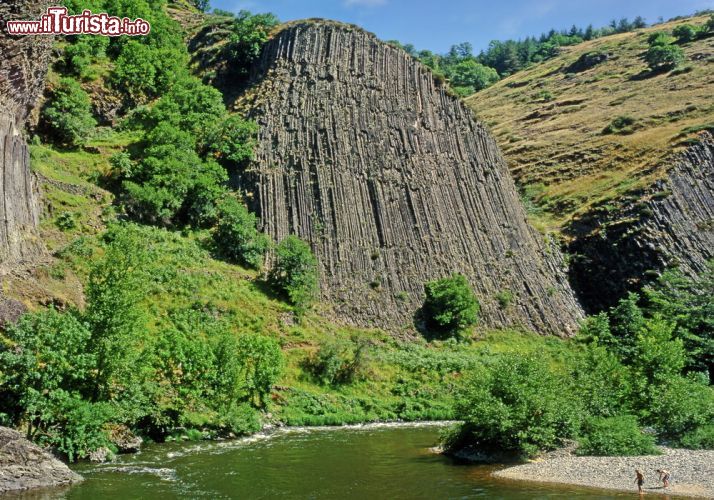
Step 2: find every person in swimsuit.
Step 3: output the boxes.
[635,469,645,494]
[657,469,671,488]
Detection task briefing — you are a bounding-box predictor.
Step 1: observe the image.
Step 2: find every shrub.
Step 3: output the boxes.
[204,114,258,167]
[603,115,638,135]
[213,197,269,268]
[0,309,95,428]
[647,32,674,46]
[495,290,513,309]
[645,44,685,71]
[422,274,479,337]
[235,334,284,407]
[643,375,714,440]
[219,403,262,436]
[269,236,319,312]
[304,337,370,386]
[679,424,714,450]
[449,355,583,458]
[41,78,96,147]
[577,415,658,456]
[39,394,113,462]
[85,225,150,400]
[572,343,633,418]
[673,24,698,42]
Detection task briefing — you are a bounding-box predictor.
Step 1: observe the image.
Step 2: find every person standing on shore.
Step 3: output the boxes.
[635,469,645,494]
[657,469,671,488]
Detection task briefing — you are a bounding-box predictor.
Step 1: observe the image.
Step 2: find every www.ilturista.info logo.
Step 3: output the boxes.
[5,6,150,36]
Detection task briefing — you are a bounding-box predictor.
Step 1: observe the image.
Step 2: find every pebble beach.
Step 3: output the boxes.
[494,447,714,498]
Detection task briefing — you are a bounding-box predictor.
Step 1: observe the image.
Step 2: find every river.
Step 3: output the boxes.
[24,423,635,499]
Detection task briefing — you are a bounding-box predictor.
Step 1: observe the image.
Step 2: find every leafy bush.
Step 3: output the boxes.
[572,342,632,418]
[269,236,319,312]
[219,403,262,436]
[64,36,108,80]
[213,197,269,268]
[85,225,150,400]
[235,334,284,407]
[41,78,96,147]
[643,374,714,440]
[673,24,698,42]
[304,337,370,386]
[449,355,583,458]
[679,424,714,450]
[40,394,113,462]
[204,114,258,167]
[603,115,638,135]
[0,309,95,428]
[645,44,685,71]
[495,290,513,309]
[647,31,674,46]
[422,274,479,337]
[217,11,280,86]
[577,415,657,456]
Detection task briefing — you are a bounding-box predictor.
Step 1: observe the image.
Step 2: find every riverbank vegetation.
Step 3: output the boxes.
[444,264,714,459]
[0,0,712,465]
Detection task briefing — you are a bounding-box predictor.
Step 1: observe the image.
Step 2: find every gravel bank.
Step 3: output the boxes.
[493,447,714,498]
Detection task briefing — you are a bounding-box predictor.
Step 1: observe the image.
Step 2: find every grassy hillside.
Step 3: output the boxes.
[466,14,714,235]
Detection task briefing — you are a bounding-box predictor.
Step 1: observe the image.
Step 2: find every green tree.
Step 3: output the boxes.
[85,225,150,401]
[673,24,698,42]
[235,334,284,407]
[213,197,270,268]
[645,43,684,71]
[269,236,319,313]
[447,355,582,457]
[577,415,657,456]
[41,78,96,147]
[422,274,479,337]
[220,11,280,84]
[0,309,94,433]
[204,114,259,167]
[643,263,714,378]
[445,59,500,96]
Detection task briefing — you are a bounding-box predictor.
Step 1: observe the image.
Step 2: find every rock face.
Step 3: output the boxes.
[240,20,583,335]
[569,133,714,311]
[0,0,53,265]
[0,426,82,493]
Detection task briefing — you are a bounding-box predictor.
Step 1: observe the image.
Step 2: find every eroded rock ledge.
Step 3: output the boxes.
[0,426,82,494]
[239,20,583,335]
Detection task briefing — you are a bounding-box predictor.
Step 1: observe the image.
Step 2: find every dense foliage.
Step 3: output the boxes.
[0,224,285,460]
[41,78,96,147]
[213,197,270,268]
[446,263,714,458]
[269,236,319,313]
[422,274,479,337]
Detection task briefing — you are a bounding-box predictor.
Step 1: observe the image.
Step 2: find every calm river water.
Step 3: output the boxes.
[16,423,637,499]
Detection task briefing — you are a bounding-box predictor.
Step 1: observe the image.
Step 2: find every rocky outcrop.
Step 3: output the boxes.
[0,426,82,493]
[239,20,583,335]
[568,133,714,311]
[0,0,53,265]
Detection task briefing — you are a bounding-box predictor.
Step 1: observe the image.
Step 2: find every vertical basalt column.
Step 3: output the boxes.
[241,21,584,335]
[0,0,53,264]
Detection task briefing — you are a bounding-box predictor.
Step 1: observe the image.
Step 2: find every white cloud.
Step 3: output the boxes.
[344,0,387,7]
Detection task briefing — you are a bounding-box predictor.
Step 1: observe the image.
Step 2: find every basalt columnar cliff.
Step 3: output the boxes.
[0,1,52,266]
[569,134,714,310]
[466,14,714,311]
[236,21,583,334]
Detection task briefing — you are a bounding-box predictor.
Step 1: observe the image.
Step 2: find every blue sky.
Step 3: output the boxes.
[211,0,714,53]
